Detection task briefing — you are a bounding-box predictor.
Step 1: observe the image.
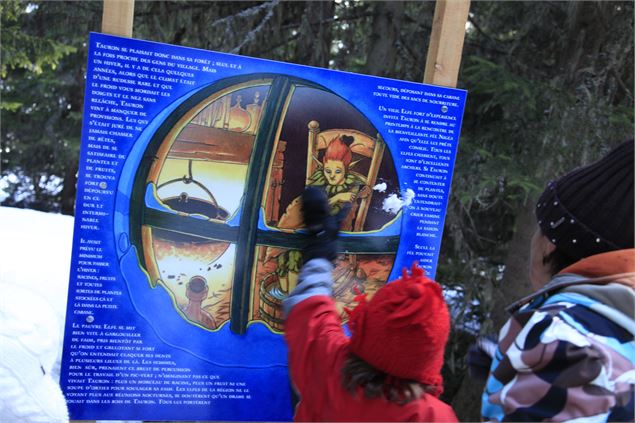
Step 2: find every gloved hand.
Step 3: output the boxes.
[467,335,498,381]
[301,186,351,263]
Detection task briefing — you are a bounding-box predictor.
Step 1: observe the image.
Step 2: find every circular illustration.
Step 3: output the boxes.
[122,74,402,334]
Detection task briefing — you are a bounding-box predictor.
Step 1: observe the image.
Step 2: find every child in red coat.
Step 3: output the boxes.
[283,187,457,422]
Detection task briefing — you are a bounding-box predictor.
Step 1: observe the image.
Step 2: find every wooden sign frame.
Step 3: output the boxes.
[69,1,469,422]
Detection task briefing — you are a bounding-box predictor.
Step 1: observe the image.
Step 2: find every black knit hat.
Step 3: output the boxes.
[535,140,634,262]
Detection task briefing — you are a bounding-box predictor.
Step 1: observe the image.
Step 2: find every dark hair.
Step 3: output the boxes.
[544,247,579,275]
[341,353,434,405]
[540,229,580,275]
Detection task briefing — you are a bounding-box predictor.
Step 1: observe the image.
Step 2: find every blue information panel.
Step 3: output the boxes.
[60,33,467,421]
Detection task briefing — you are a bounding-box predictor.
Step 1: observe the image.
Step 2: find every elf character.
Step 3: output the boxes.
[276,134,370,232]
[267,134,370,294]
[282,187,458,422]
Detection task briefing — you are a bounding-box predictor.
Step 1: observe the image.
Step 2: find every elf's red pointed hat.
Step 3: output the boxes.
[347,262,451,396]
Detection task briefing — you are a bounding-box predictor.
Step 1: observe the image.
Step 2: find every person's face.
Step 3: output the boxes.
[529,227,557,291]
[324,160,346,186]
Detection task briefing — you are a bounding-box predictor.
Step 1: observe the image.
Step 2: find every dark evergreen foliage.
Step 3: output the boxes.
[1,1,632,419]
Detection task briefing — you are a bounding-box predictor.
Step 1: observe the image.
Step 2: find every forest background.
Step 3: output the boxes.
[1,1,633,420]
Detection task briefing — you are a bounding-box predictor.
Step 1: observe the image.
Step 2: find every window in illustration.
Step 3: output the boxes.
[255,85,400,330]
[129,75,401,335]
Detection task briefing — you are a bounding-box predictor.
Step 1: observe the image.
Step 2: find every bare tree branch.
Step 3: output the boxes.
[209,1,277,30]
[229,0,280,54]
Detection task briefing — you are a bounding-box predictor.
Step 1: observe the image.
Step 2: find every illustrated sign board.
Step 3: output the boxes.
[60,32,467,421]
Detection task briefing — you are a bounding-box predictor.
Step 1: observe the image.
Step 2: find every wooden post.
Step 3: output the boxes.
[69,5,134,422]
[101,0,135,37]
[77,9,135,423]
[424,0,471,88]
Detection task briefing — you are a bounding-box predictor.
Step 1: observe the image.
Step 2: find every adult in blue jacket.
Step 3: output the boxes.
[480,140,634,422]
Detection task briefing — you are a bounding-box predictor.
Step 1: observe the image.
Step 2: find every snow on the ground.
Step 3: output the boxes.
[0,207,140,423]
[0,206,73,380]
[0,206,74,324]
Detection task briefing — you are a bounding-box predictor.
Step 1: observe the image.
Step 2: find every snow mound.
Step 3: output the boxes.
[0,206,74,323]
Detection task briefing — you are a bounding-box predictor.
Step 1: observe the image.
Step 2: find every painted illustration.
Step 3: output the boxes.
[140,81,270,330]
[254,85,401,331]
[133,76,401,333]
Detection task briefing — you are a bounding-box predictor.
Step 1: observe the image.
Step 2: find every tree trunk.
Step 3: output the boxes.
[60,160,78,216]
[488,199,536,329]
[450,199,537,421]
[295,1,335,68]
[363,1,405,77]
[450,370,485,422]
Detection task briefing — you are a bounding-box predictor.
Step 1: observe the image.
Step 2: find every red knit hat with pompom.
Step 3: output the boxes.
[346,263,450,396]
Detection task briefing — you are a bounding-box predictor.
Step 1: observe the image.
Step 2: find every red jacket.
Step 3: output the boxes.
[285,295,458,422]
